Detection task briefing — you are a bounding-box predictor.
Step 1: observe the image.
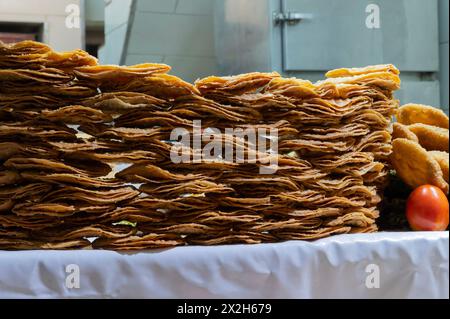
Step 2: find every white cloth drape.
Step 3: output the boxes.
[0,231,448,299]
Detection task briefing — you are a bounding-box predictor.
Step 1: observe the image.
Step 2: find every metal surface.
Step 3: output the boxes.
[282,0,439,72]
[214,0,280,75]
[273,12,311,25]
[214,0,442,106]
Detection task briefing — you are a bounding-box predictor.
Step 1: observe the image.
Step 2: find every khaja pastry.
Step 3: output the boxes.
[0,41,400,249]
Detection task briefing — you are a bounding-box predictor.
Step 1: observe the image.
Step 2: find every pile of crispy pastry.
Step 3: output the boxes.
[391,103,449,194]
[1,41,399,250]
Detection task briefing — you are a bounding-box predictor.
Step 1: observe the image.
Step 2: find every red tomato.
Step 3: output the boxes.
[406,185,449,231]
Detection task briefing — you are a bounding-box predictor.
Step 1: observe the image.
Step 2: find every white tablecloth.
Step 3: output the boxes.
[0,231,448,299]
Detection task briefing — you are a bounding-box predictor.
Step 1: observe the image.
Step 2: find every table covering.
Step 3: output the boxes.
[0,232,448,299]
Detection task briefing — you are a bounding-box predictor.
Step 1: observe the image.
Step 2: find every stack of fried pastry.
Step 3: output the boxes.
[1,41,399,250]
[191,65,399,244]
[391,103,449,194]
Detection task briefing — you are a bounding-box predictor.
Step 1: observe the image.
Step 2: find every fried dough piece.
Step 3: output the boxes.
[0,170,21,185]
[185,233,273,245]
[102,74,200,98]
[0,68,73,84]
[130,196,217,212]
[173,94,262,122]
[0,109,38,122]
[316,71,401,91]
[272,226,352,240]
[92,233,184,250]
[171,211,263,225]
[0,238,91,250]
[141,222,228,235]
[397,104,449,129]
[0,94,62,109]
[279,138,355,153]
[0,123,77,141]
[0,227,29,239]
[196,72,281,95]
[83,91,168,113]
[40,186,139,206]
[0,83,97,98]
[349,224,378,234]
[429,151,450,183]
[20,172,122,188]
[316,83,390,100]
[0,197,14,211]
[140,180,233,198]
[408,123,449,152]
[44,49,98,69]
[326,64,400,78]
[247,218,323,232]
[116,163,201,183]
[67,149,163,164]
[115,109,192,128]
[0,183,52,206]
[42,105,113,124]
[0,213,64,230]
[0,41,97,69]
[74,63,170,82]
[324,211,376,228]
[35,224,136,241]
[390,138,448,193]
[0,40,51,55]
[4,157,111,177]
[392,122,418,142]
[47,138,124,151]
[12,203,76,217]
[264,77,318,99]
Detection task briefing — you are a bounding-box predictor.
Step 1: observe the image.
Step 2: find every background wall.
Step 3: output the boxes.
[85,0,105,26]
[84,0,105,57]
[1,0,446,111]
[99,0,217,82]
[439,0,449,113]
[0,0,83,51]
[98,0,132,64]
[101,0,448,112]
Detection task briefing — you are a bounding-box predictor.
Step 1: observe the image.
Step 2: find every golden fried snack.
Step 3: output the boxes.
[20,171,123,188]
[0,83,97,98]
[272,226,352,240]
[317,71,401,91]
[326,64,400,78]
[42,105,113,124]
[429,151,449,183]
[0,50,404,249]
[0,170,21,185]
[390,138,449,193]
[35,224,136,241]
[4,157,111,177]
[264,77,318,99]
[45,49,98,68]
[92,233,184,250]
[0,238,91,250]
[73,63,171,82]
[392,122,418,142]
[0,68,73,84]
[82,91,168,114]
[12,203,77,217]
[397,104,449,129]
[102,74,200,98]
[408,123,449,152]
[40,186,140,206]
[0,40,51,55]
[195,72,281,95]
[0,41,97,69]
